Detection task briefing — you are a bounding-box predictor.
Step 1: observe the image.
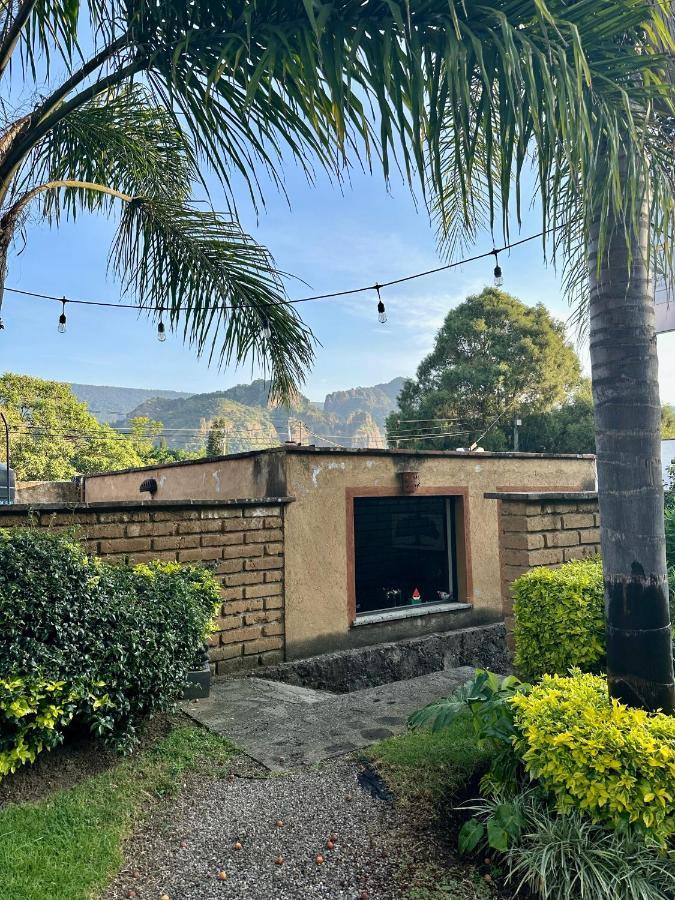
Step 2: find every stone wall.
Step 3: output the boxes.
[485,491,601,637]
[16,480,81,504]
[0,498,290,674]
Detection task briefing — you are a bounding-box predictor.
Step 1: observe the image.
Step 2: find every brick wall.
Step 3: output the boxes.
[0,498,290,675]
[486,491,601,638]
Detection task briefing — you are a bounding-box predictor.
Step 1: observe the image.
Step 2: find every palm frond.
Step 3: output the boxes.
[18,85,194,221]
[110,199,315,401]
[426,0,675,315]
[0,0,119,78]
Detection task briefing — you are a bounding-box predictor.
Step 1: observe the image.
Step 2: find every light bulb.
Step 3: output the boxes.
[493,264,503,287]
[58,299,67,333]
[377,300,387,324]
[262,320,272,340]
[157,320,166,342]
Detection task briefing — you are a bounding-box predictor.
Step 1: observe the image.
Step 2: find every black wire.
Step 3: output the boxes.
[2,229,550,313]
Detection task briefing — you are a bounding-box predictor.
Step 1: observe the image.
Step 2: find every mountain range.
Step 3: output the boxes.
[70,377,405,451]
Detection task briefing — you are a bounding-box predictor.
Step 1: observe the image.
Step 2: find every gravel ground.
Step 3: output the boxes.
[104,757,404,900]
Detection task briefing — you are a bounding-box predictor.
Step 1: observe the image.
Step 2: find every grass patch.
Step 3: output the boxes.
[365,712,491,812]
[0,723,237,900]
[365,714,497,898]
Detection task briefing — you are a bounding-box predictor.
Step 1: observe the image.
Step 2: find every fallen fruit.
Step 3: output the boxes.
[345,794,353,802]
[326,840,335,850]
[179,841,188,849]
[125,892,136,899]
[484,874,493,883]
[217,870,227,881]
[234,841,243,851]
[360,893,370,900]
[275,820,284,827]
[275,856,284,866]
[161,895,170,900]
[316,854,325,865]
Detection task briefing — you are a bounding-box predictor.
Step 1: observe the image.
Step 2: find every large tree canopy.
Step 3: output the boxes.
[0,374,198,478]
[0,374,144,479]
[387,288,582,451]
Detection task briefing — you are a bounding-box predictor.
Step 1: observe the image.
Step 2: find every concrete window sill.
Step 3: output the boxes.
[352,602,472,627]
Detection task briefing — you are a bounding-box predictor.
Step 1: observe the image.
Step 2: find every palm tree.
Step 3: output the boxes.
[1,0,673,708]
[427,1,675,712]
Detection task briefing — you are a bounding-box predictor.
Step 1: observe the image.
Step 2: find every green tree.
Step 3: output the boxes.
[206,417,228,457]
[126,417,202,465]
[387,289,581,451]
[517,381,596,455]
[0,373,142,479]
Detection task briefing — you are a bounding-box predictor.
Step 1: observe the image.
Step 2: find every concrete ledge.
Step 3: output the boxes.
[0,497,295,515]
[484,491,598,502]
[253,623,510,694]
[353,602,472,626]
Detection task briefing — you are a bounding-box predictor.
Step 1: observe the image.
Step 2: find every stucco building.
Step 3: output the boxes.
[81,445,598,665]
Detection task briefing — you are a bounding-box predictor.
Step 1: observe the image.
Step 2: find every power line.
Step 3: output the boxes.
[2,229,551,316]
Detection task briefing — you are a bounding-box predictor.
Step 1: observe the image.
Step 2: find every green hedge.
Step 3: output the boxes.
[0,529,219,769]
[512,558,605,680]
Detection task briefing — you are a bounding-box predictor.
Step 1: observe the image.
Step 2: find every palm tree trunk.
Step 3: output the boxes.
[589,174,675,714]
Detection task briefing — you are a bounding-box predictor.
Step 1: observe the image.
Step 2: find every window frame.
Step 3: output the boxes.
[345,486,472,626]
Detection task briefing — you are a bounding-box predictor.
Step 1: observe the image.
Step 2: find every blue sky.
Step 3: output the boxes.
[3,155,675,404]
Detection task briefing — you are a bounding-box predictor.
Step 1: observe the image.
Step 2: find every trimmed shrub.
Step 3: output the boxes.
[0,529,219,756]
[510,671,675,845]
[512,558,604,679]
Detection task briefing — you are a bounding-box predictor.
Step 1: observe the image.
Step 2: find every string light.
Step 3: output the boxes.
[375,284,387,324]
[157,307,166,342]
[492,250,504,287]
[1,229,558,338]
[57,298,67,333]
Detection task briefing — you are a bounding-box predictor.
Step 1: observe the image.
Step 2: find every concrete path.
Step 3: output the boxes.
[183,667,474,769]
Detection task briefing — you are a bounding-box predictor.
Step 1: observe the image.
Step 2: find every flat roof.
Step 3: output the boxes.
[83,444,596,480]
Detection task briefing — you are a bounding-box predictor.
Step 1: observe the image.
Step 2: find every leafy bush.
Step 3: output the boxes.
[468,789,675,900]
[510,671,675,845]
[512,558,604,679]
[0,676,106,777]
[0,529,219,756]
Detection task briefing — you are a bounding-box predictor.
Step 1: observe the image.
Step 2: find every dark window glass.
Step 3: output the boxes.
[353,496,456,615]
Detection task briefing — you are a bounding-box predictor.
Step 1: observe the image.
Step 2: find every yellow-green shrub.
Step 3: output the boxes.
[510,671,675,844]
[0,676,107,777]
[512,559,604,679]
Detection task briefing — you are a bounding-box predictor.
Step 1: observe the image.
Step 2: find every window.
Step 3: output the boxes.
[353,495,458,616]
